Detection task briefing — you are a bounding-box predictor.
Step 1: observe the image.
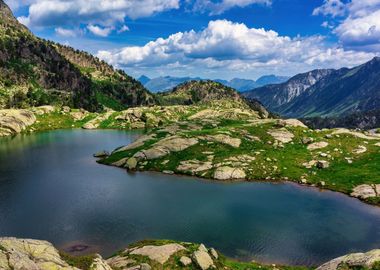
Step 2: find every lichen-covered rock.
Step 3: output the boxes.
[129,243,186,264]
[317,249,380,270]
[332,129,380,140]
[268,129,294,143]
[177,160,213,173]
[307,142,329,151]
[0,237,78,270]
[106,256,136,269]
[114,134,156,153]
[192,245,214,270]
[90,255,113,270]
[134,136,198,160]
[180,256,192,266]
[278,119,308,128]
[214,166,246,180]
[32,105,55,115]
[201,134,241,148]
[351,185,379,199]
[353,145,367,154]
[317,160,330,169]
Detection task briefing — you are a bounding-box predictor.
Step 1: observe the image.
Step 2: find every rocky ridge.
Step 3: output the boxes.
[0,237,378,270]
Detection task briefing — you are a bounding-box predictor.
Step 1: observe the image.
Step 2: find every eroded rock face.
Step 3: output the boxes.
[214,166,246,180]
[0,237,78,270]
[129,243,186,264]
[0,109,36,137]
[317,249,380,270]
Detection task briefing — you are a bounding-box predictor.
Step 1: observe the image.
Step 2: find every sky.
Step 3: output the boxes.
[5,0,380,80]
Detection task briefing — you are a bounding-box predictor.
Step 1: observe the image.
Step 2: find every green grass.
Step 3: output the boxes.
[59,251,96,270]
[103,119,380,205]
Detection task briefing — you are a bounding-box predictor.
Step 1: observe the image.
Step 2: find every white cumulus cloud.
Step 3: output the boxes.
[193,0,271,15]
[314,0,380,51]
[87,25,114,37]
[17,0,180,28]
[55,27,79,37]
[97,20,376,76]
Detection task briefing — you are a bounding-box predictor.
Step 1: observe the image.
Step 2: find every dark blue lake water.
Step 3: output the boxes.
[0,130,379,266]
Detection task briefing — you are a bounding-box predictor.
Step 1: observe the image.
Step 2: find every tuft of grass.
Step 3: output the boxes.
[59,251,96,270]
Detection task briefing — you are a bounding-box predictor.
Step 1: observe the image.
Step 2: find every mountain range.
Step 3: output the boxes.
[138,75,289,92]
[243,57,380,119]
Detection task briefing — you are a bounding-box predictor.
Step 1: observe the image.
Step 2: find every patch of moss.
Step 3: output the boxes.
[59,251,96,270]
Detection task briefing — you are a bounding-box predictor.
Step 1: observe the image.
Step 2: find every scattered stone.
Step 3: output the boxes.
[210,248,218,259]
[351,184,379,199]
[0,237,77,270]
[107,256,136,269]
[317,160,330,169]
[62,106,71,113]
[214,166,246,180]
[163,170,174,175]
[268,129,294,143]
[180,256,192,266]
[115,134,156,153]
[353,145,367,154]
[32,105,55,115]
[140,263,152,270]
[126,157,138,170]
[91,255,113,270]
[307,142,329,151]
[93,151,110,158]
[130,243,186,264]
[277,119,308,128]
[177,160,213,173]
[317,249,380,270]
[134,136,199,160]
[332,128,380,140]
[192,245,214,270]
[112,158,129,167]
[201,134,241,148]
[302,137,314,144]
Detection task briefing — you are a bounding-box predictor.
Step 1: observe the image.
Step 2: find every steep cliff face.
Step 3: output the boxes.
[243,57,380,118]
[243,69,334,112]
[0,0,155,111]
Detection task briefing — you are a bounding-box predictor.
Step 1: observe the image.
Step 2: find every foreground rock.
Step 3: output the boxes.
[0,109,36,137]
[351,184,380,199]
[129,243,186,264]
[0,237,78,270]
[1,237,379,270]
[133,136,199,161]
[317,249,380,270]
[214,166,246,180]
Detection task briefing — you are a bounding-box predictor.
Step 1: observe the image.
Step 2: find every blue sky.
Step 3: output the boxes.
[6,0,380,80]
